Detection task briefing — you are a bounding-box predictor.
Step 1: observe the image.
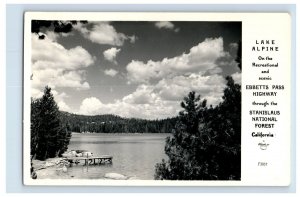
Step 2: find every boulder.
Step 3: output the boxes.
[76,153,83,157]
[62,152,73,158]
[127,176,139,180]
[104,173,127,180]
[62,166,68,173]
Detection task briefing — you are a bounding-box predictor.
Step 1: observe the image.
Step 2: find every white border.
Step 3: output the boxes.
[23,12,291,186]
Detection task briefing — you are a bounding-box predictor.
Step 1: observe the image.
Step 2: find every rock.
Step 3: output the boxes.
[127,176,139,180]
[61,153,70,157]
[104,173,127,180]
[44,161,56,167]
[31,171,37,179]
[76,153,83,157]
[75,150,88,153]
[62,166,68,173]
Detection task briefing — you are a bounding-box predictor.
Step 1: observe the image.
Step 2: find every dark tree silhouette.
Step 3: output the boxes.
[31,20,88,39]
[155,40,242,180]
[235,40,242,70]
[31,86,71,160]
[59,112,177,134]
[155,77,241,180]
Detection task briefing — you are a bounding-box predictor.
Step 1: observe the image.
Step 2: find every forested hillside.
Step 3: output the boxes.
[59,112,178,133]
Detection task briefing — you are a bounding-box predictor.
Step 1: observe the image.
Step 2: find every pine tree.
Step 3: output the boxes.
[31,86,71,160]
[155,77,241,180]
[56,123,72,157]
[155,91,211,180]
[210,76,241,180]
[30,98,40,157]
[235,41,242,70]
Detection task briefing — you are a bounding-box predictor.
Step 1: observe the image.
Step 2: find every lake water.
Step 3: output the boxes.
[66,133,170,180]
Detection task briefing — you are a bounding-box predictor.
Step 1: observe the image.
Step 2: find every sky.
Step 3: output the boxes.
[31,21,241,119]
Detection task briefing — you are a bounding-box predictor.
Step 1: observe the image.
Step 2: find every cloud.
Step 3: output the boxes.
[103,47,121,64]
[52,34,239,119]
[231,72,241,85]
[126,37,226,84]
[154,21,179,32]
[74,22,136,46]
[78,96,178,119]
[75,37,239,119]
[32,35,94,71]
[122,85,157,104]
[104,69,118,77]
[79,97,103,115]
[43,31,73,42]
[78,73,227,119]
[159,74,226,105]
[128,35,137,43]
[58,100,71,112]
[32,87,72,112]
[45,31,60,42]
[32,67,90,91]
[31,88,44,99]
[31,34,94,93]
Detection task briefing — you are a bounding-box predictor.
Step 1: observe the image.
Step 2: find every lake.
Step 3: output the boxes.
[67,133,170,180]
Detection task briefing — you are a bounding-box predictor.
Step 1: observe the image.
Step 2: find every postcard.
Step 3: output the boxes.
[23,12,291,186]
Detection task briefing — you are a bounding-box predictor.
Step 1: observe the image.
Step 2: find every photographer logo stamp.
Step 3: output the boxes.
[258,140,269,150]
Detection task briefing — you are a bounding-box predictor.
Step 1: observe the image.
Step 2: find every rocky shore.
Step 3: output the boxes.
[31,157,138,180]
[32,158,72,179]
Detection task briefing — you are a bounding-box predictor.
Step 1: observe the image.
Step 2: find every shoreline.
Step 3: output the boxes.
[32,158,138,180]
[32,158,76,179]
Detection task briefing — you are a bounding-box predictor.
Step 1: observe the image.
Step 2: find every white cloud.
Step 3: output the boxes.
[156,74,226,105]
[79,97,103,115]
[45,31,60,42]
[231,72,241,85]
[126,37,226,84]
[31,34,94,93]
[31,33,94,114]
[74,22,136,46]
[31,88,44,98]
[75,37,238,119]
[155,21,174,29]
[103,47,121,64]
[128,35,137,43]
[32,86,72,112]
[104,69,118,77]
[122,85,157,104]
[58,100,71,112]
[154,21,179,32]
[78,96,178,119]
[44,30,73,42]
[32,36,94,70]
[65,35,239,119]
[78,73,226,119]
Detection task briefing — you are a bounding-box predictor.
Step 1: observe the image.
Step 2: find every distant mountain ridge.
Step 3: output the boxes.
[59,111,178,133]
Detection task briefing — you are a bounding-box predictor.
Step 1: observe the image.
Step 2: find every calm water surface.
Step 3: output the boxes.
[67,133,170,180]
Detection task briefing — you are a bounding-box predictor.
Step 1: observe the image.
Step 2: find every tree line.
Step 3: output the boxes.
[30,86,177,161]
[60,112,178,134]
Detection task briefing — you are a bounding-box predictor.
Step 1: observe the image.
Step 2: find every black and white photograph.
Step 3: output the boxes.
[28,18,242,182]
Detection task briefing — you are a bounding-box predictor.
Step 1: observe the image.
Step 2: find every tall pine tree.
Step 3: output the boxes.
[31,86,71,160]
[155,77,241,180]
